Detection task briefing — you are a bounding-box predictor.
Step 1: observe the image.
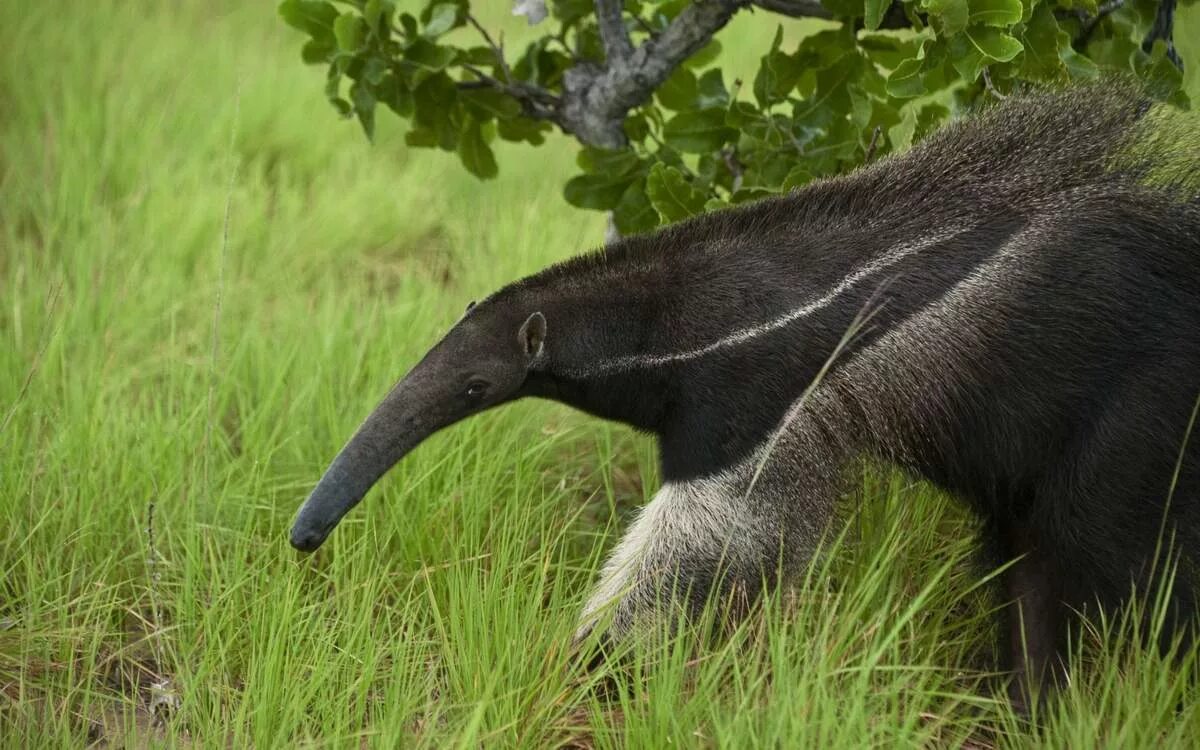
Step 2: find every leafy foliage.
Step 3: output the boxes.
[281,0,1195,232]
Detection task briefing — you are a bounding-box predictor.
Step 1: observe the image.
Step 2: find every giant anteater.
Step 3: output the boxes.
[290,82,1200,702]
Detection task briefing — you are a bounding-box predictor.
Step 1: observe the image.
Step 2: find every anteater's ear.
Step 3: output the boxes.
[518,311,546,362]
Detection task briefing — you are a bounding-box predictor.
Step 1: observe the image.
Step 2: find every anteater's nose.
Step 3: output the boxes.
[289,524,328,553]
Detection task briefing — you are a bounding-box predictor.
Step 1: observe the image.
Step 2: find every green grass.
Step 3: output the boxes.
[2,1,1198,747]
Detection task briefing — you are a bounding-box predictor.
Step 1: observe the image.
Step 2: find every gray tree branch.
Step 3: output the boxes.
[1142,0,1182,69]
[562,0,744,148]
[480,0,1167,151]
[596,0,635,63]
[750,0,832,20]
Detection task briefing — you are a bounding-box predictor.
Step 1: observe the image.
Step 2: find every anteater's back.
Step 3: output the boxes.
[819,84,1200,652]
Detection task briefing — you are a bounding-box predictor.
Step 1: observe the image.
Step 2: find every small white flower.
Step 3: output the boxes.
[512,0,548,25]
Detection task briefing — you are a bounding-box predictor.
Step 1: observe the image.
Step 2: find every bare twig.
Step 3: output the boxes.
[631,14,657,37]
[460,63,562,121]
[721,146,744,192]
[753,0,914,28]
[864,125,883,162]
[1141,0,1182,69]
[982,68,1007,101]
[466,12,514,83]
[596,0,634,63]
[751,0,833,19]
[1072,0,1125,49]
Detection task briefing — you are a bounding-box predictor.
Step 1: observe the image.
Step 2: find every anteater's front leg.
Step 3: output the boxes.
[574,478,767,645]
[576,424,841,647]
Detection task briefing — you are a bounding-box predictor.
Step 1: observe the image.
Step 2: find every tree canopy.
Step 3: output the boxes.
[280,0,1195,233]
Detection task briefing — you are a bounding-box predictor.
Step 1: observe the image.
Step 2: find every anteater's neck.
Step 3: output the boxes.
[502,215,919,482]
[500,194,1026,484]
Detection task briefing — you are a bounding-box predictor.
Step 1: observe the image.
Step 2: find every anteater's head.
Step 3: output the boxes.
[289,300,547,552]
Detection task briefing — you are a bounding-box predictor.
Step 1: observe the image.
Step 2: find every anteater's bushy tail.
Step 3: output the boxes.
[896,80,1200,208]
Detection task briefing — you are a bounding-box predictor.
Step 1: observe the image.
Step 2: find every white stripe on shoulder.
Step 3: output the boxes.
[565,226,969,377]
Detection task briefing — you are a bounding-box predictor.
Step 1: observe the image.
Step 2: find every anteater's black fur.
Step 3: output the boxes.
[291,82,1200,703]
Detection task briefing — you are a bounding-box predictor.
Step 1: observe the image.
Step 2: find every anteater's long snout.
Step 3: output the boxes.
[289,379,428,553]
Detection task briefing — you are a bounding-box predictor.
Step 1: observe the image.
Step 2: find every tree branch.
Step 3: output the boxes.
[466,13,514,83]
[1070,0,1124,50]
[750,0,832,20]
[562,0,744,148]
[460,64,562,122]
[470,0,1165,150]
[1142,0,1182,69]
[596,0,635,63]
[753,0,914,29]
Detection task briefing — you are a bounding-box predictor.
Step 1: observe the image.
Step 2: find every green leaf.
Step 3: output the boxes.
[950,26,1023,81]
[859,33,920,70]
[1135,39,1186,103]
[922,0,969,36]
[865,0,889,31]
[458,118,498,179]
[325,66,350,116]
[412,73,460,150]
[563,174,633,211]
[886,57,927,98]
[423,2,459,38]
[334,13,366,52]
[820,0,865,17]
[887,104,918,152]
[405,127,438,148]
[301,39,335,65]
[364,0,393,33]
[460,88,522,120]
[684,39,723,69]
[497,117,550,145]
[782,166,814,191]
[1061,45,1099,80]
[279,0,338,44]
[970,26,1022,61]
[403,38,457,86]
[645,163,707,223]
[613,179,660,234]
[696,69,729,109]
[350,80,376,139]
[554,0,593,25]
[730,187,775,204]
[1016,4,1066,81]
[657,67,699,112]
[362,56,387,85]
[662,109,735,154]
[1058,0,1097,15]
[623,113,650,143]
[399,12,418,37]
[376,71,414,116]
[968,0,1023,27]
[1179,0,1200,102]
[753,27,805,107]
[576,147,641,176]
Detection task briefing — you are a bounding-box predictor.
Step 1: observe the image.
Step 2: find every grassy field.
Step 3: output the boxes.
[3,1,1199,747]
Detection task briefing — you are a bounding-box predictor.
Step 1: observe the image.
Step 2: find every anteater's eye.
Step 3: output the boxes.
[464,380,489,399]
